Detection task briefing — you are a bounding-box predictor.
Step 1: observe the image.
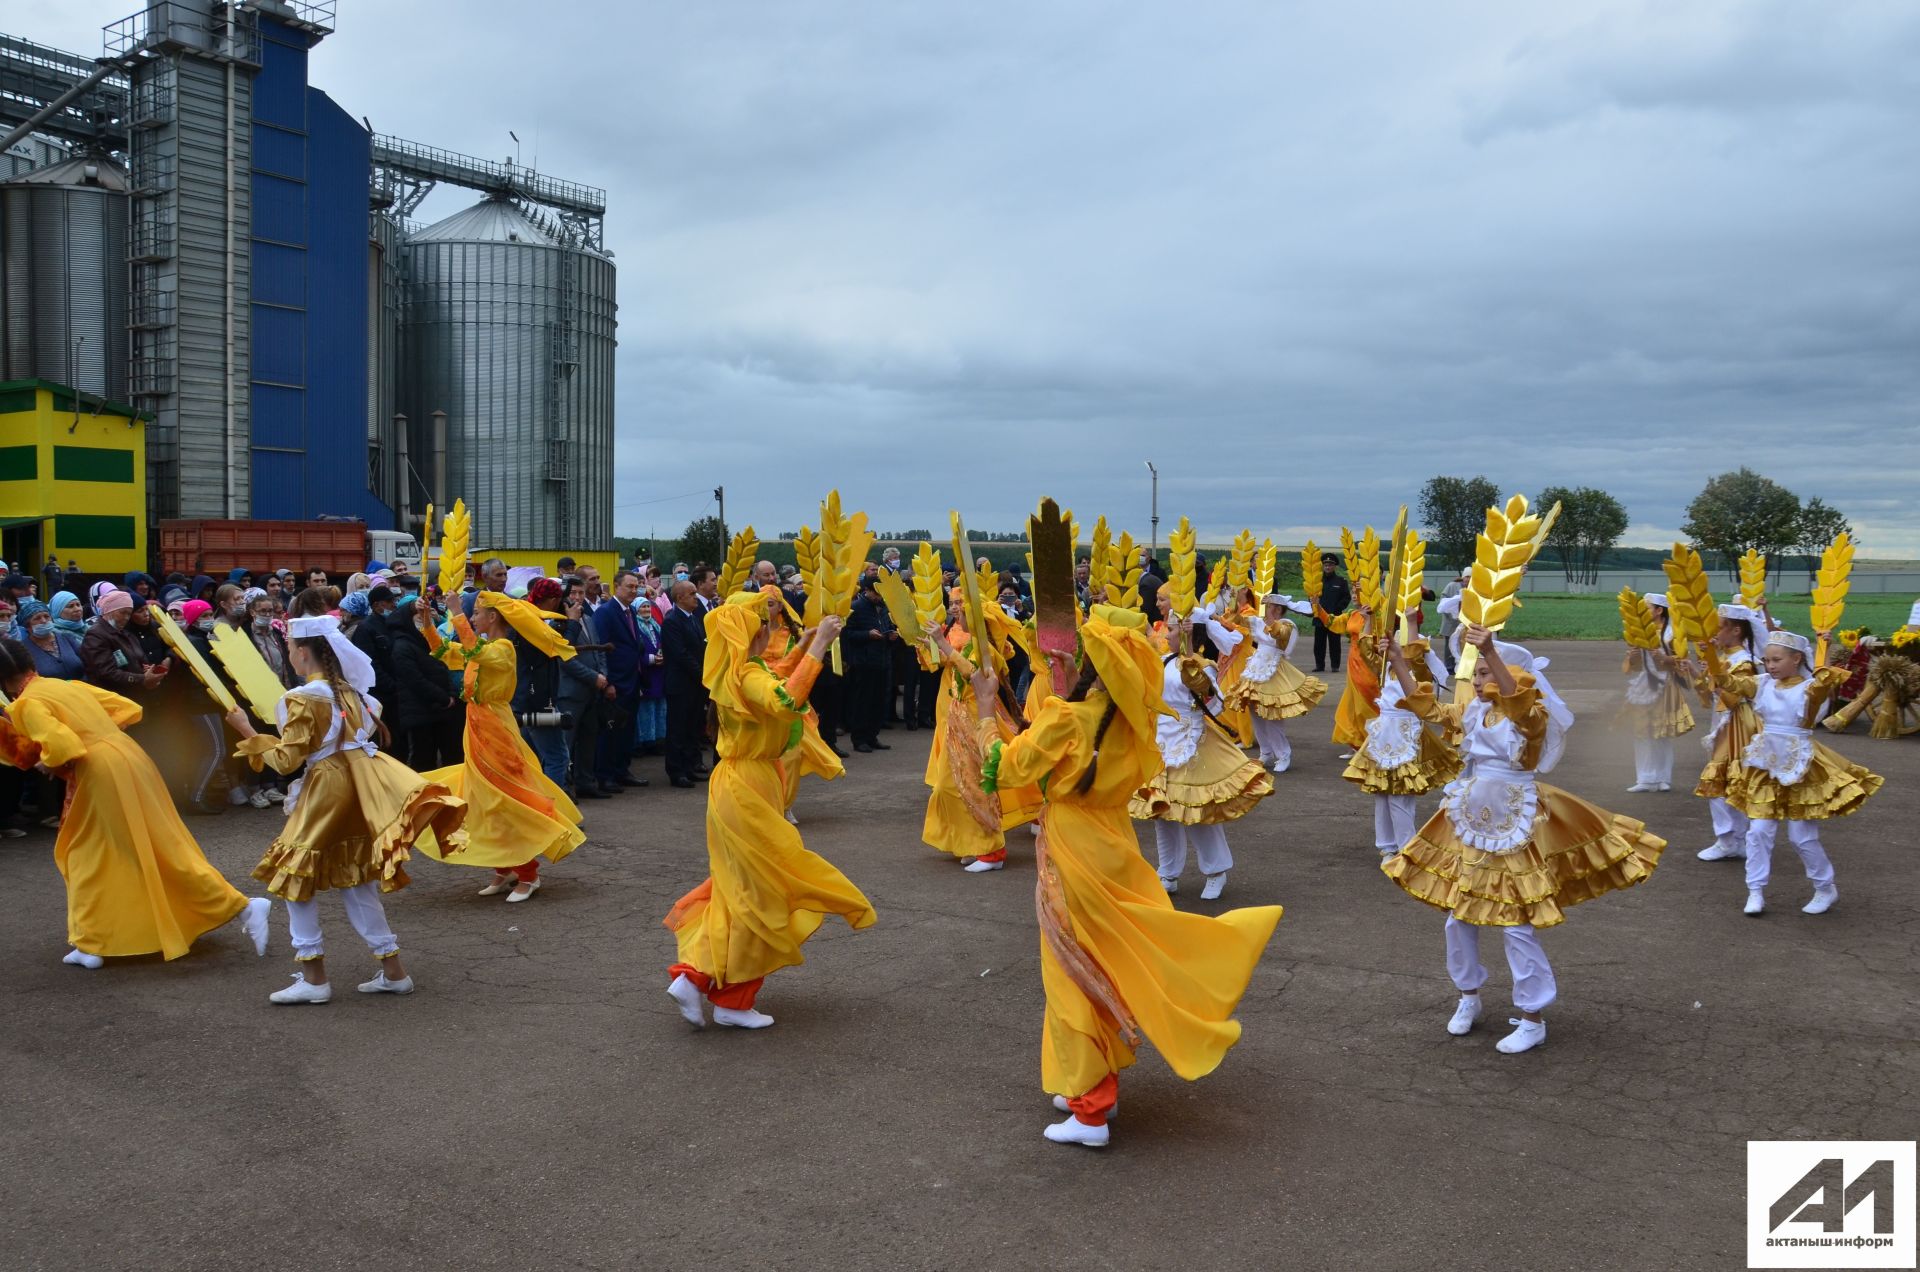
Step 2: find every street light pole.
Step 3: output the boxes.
[1144,461,1159,559]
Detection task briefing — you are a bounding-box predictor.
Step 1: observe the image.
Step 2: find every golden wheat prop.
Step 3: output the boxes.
[437,498,470,599]
[716,525,759,596]
[1459,496,1550,630]
[910,542,946,630]
[1738,549,1767,610]
[1397,528,1427,640]
[1087,516,1112,599]
[1811,532,1854,644]
[1301,540,1322,601]
[1618,588,1663,651]
[1227,530,1256,595]
[1254,538,1277,598]
[1106,532,1142,609]
[1661,543,1719,670]
[1167,516,1197,618]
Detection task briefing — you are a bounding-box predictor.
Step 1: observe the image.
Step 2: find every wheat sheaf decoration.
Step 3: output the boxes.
[1458,495,1551,631]
[1618,587,1663,651]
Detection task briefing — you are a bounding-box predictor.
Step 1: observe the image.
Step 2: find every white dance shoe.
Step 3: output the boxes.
[1200,873,1227,901]
[269,975,331,1005]
[1696,840,1743,861]
[357,972,414,994]
[505,880,541,903]
[713,1006,775,1029]
[1160,877,1178,895]
[477,873,516,897]
[963,858,1005,873]
[1446,995,1482,1036]
[1043,1115,1109,1148]
[1802,885,1838,915]
[1744,890,1765,916]
[62,948,103,970]
[1495,1018,1546,1054]
[667,973,707,1028]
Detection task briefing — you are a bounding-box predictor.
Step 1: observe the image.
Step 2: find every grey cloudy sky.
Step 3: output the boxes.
[35,1,1920,553]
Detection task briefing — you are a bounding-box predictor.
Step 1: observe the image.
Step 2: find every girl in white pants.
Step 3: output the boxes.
[1343,636,1458,858]
[1693,604,1761,862]
[1129,618,1273,901]
[1705,629,1882,916]
[1220,594,1327,773]
[1380,625,1665,1055]
[1619,595,1693,792]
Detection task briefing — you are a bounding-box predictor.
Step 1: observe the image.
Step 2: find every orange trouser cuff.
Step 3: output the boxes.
[669,964,765,1010]
[1067,1073,1119,1126]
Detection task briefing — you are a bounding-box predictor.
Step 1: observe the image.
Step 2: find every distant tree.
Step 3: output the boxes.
[1418,475,1502,571]
[675,514,727,570]
[1538,485,1629,587]
[1792,497,1853,585]
[1680,469,1801,575]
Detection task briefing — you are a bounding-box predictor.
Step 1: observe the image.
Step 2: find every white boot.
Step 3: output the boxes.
[1200,873,1227,901]
[241,897,271,957]
[1744,889,1766,916]
[1446,994,1482,1036]
[269,974,331,1005]
[1802,885,1838,915]
[1495,1017,1547,1054]
[1052,1095,1119,1121]
[666,973,706,1028]
[62,947,103,970]
[1042,1115,1109,1148]
[713,1005,775,1029]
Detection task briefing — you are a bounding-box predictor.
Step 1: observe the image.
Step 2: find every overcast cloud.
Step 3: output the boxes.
[31,1,1920,552]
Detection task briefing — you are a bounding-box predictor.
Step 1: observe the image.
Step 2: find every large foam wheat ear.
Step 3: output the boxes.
[1106,532,1142,609]
[910,542,945,631]
[1300,540,1322,600]
[1227,530,1256,593]
[1661,543,1718,665]
[794,525,825,626]
[1167,516,1197,617]
[1738,549,1767,610]
[1355,525,1385,611]
[1459,495,1547,630]
[1810,533,1854,633]
[716,525,759,596]
[1398,529,1426,615]
[1254,539,1277,598]
[1339,527,1359,592]
[1087,516,1112,597]
[437,498,470,599]
[1618,587,1663,651]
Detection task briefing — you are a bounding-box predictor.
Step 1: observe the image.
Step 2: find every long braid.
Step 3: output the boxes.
[1061,664,1115,796]
[292,636,380,746]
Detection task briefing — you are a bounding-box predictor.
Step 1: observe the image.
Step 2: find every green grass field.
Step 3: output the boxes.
[1500,593,1916,641]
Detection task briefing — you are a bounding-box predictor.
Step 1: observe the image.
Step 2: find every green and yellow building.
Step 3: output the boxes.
[0,379,148,575]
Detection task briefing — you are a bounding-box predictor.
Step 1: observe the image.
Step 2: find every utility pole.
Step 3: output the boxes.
[1144,461,1159,559]
[714,485,726,551]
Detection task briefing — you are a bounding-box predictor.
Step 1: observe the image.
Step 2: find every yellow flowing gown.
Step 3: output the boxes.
[766,632,843,810]
[0,676,247,959]
[922,632,1043,860]
[986,689,1283,1097]
[665,642,876,991]
[415,636,584,869]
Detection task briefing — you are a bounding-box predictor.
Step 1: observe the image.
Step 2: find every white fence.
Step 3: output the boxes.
[1509,570,1920,596]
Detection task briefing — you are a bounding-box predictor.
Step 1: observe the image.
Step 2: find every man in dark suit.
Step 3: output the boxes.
[560,574,616,798]
[659,580,710,788]
[1312,552,1352,672]
[843,576,894,753]
[593,570,648,788]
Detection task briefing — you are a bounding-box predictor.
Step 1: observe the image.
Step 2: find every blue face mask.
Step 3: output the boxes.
[675,572,689,582]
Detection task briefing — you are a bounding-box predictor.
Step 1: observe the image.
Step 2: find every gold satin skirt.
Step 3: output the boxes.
[1129,721,1273,825]
[252,750,468,902]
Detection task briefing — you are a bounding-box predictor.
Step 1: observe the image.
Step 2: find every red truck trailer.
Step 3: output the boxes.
[159,519,373,578]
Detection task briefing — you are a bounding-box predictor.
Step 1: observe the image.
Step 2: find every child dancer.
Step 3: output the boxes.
[972,604,1281,1148]
[1129,616,1273,899]
[1693,604,1761,861]
[1619,594,1694,792]
[227,615,468,1003]
[414,594,585,901]
[0,639,269,969]
[1313,596,1380,758]
[1220,593,1326,772]
[759,586,842,828]
[1344,633,1459,859]
[1381,624,1664,1054]
[1707,628,1882,915]
[664,599,875,1029]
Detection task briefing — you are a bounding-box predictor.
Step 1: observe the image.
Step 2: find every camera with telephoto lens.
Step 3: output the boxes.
[516,710,573,729]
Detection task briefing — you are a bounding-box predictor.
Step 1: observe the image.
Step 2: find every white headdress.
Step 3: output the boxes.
[287,614,377,696]
[1263,592,1313,616]
[1448,629,1574,773]
[1764,629,1815,671]
[1716,603,1762,656]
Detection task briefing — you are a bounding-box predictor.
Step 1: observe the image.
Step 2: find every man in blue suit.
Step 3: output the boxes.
[593,569,648,788]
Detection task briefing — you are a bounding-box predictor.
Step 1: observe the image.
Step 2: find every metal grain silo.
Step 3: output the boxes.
[0,155,129,402]
[403,196,615,553]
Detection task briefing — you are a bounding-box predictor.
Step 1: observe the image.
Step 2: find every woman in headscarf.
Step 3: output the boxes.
[1379,623,1665,1055]
[411,592,584,902]
[968,604,1284,1148]
[662,596,872,1030]
[48,590,86,638]
[225,614,467,1003]
[0,638,270,969]
[920,587,1043,873]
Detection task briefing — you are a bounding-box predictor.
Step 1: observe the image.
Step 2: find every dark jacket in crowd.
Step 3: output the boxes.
[1315,573,1352,629]
[554,615,602,716]
[352,610,397,707]
[509,628,562,717]
[660,603,707,697]
[385,613,460,732]
[595,597,643,696]
[634,612,665,700]
[843,593,893,668]
[80,619,154,696]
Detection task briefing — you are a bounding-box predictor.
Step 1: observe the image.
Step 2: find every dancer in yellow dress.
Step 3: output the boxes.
[414,594,584,901]
[1691,604,1763,863]
[922,590,1043,874]
[1618,593,1695,792]
[1220,592,1327,773]
[972,604,1282,1148]
[1342,626,1460,859]
[1380,624,1665,1054]
[759,586,843,827]
[1704,627,1882,916]
[1128,615,1273,900]
[225,615,469,1004]
[1313,597,1380,753]
[0,639,269,969]
[664,598,875,1029]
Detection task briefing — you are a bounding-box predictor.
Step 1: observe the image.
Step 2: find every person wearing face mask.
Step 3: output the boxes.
[15,598,83,830]
[79,590,168,705]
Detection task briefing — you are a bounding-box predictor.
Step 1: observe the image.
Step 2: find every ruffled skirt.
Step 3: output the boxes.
[1381,782,1665,928]
[1223,659,1328,721]
[1341,729,1462,796]
[252,750,468,902]
[1694,705,1756,802]
[1618,680,1695,739]
[1736,741,1882,822]
[1129,721,1273,825]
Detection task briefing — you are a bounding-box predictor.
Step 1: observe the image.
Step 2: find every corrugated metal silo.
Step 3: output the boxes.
[404,196,615,552]
[368,209,404,515]
[0,155,130,402]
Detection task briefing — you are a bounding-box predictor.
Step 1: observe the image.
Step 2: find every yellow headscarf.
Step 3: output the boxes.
[1080,604,1172,751]
[477,591,576,660]
[703,590,770,714]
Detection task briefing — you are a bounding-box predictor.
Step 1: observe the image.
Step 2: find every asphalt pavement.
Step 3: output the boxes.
[3,641,1914,1271]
